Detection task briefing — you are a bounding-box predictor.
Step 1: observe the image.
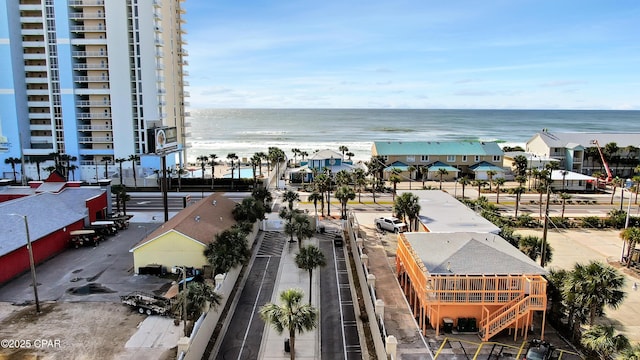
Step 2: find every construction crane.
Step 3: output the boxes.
[590,139,613,187]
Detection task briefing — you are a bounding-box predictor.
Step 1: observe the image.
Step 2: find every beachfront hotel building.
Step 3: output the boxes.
[0,0,189,183]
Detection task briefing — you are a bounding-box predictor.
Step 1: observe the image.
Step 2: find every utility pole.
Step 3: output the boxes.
[540,177,552,267]
[161,155,168,222]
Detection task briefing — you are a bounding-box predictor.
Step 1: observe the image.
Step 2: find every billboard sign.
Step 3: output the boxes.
[147,127,178,155]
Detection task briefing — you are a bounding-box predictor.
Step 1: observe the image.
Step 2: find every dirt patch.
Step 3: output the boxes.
[0,302,144,360]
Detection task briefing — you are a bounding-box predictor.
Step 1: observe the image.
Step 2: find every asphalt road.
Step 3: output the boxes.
[215,231,285,360]
[319,227,362,360]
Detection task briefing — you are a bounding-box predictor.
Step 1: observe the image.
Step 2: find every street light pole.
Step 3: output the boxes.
[9,214,40,313]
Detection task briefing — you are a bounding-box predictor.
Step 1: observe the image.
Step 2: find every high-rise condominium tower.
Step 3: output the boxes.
[0,0,189,183]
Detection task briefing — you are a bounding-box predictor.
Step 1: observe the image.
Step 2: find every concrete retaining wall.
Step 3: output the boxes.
[345,213,387,359]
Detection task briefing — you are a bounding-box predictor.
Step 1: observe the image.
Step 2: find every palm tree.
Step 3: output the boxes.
[121,187,130,216]
[292,214,313,249]
[68,164,78,181]
[232,197,266,223]
[268,147,286,189]
[352,168,367,203]
[560,192,572,219]
[338,145,348,157]
[486,170,497,191]
[29,156,45,181]
[4,157,20,182]
[283,189,300,211]
[250,154,261,187]
[472,179,487,200]
[179,282,222,320]
[114,158,127,185]
[518,235,542,260]
[418,165,428,189]
[620,227,640,267]
[204,227,251,275]
[458,176,470,199]
[255,151,266,177]
[510,185,526,217]
[307,191,322,220]
[44,165,56,175]
[394,192,421,231]
[437,168,448,190]
[196,155,208,180]
[406,165,416,190]
[389,168,402,199]
[295,245,327,304]
[494,178,506,203]
[334,169,351,187]
[611,177,623,205]
[101,156,111,178]
[128,154,140,188]
[299,151,308,162]
[564,261,626,326]
[291,148,300,167]
[618,343,640,360]
[512,154,528,177]
[209,154,218,189]
[366,155,385,203]
[605,142,620,175]
[259,289,318,360]
[345,151,354,160]
[334,185,355,219]
[252,187,273,209]
[581,324,629,360]
[227,153,238,189]
[517,235,553,265]
[313,174,329,217]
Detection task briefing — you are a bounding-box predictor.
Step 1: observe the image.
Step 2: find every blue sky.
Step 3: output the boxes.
[183,0,640,110]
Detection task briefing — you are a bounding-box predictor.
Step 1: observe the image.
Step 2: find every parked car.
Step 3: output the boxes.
[523,339,555,360]
[375,217,407,233]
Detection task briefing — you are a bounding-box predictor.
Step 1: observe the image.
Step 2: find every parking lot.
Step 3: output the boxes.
[0,222,180,360]
[0,223,169,304]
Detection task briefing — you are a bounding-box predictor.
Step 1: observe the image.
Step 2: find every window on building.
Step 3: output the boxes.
[493,155,501,162]
[462,155,467,162]
[421,155,429,162]
[447,155,456,162]
[475,155,480,162]
[406,156,415,163]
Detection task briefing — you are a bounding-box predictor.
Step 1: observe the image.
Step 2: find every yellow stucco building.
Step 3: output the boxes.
[130,193,237,275]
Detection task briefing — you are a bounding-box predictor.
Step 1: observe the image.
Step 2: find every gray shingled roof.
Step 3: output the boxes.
[0,191,93,257]
[403,232,546,275]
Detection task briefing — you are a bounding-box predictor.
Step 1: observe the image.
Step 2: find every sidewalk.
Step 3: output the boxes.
[258,234,321,359]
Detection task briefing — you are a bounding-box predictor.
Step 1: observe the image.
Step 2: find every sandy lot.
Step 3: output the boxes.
[0,302,175,360]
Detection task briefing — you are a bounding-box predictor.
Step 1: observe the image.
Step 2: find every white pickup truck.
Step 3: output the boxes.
[375,217,407,233]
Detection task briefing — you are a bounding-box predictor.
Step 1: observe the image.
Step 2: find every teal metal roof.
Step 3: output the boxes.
[384,161,410,172]
[427,161,459,172]
[469,161,505,172]
[373,141,503,156]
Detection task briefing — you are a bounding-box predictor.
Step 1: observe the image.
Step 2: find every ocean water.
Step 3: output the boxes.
[186,109,640,163]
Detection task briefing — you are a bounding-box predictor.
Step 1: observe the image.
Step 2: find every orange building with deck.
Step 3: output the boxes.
[396,232,547,342]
